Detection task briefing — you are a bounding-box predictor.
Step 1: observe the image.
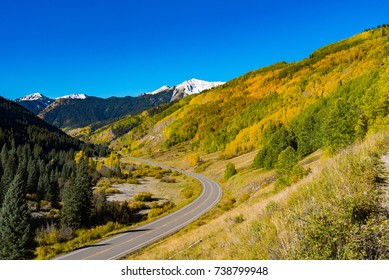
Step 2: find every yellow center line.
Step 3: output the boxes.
[82,180,215,260]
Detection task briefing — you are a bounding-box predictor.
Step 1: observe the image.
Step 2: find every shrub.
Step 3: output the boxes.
[127,201,145,212]
[290,163,308,183]
[265,201,279,214]
[148,208,165,218]
[195,161,212,173]
[233,214,245,224]
[105,188,120,194]
[150,201,159,209]
[218,198,236,211]
[224,162,237,180]
[147,201,176,219]
[181,188,194,199]
[134,192,153,202]
[161,201,175,210]
[49,208,61,219]
[127,177,140,184]
[96,178,111,189]
[186,154,200,167]
[171,171,182,176]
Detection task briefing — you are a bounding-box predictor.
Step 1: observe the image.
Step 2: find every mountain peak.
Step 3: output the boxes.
[171,78,225,101]
[56,93,88,100]
[147,85,171,95]
[17,92,47,101]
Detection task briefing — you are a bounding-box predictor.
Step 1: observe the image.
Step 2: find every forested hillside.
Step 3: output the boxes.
[106,26,389,166]
[0,97,110,259]
[39,90,173,129]
[0,97,83,151]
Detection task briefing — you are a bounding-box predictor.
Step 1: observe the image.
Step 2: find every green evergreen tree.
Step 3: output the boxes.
[0,175,34,259]
[275,146,299,186]
[75,159,93,227]
[16,153,28,190]
[61,179,81,229]
[322,98,359,153]
[26,159,38,194]
[1,144,8,168]
[61,159,93,228]
[1,149,17,186]
[224,162,237,181]
[37,172,50,203]
[253,127,295,169]
[0,148,18,204]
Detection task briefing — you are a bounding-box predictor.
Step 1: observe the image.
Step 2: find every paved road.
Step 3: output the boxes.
[55,158,222,260]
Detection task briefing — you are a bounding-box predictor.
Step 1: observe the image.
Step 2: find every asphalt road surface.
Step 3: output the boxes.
[55,158,222,260]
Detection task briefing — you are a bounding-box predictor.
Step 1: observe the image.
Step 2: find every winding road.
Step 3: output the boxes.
[55,157,222,260]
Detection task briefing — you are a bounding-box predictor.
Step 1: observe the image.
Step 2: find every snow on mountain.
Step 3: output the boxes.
[17,92,48,102]
[56,93,88,100]
[15,93,55,114]
[15,93,88,115]
[147,85,171,95]
[15,78,223,116]
[171,78,225,101]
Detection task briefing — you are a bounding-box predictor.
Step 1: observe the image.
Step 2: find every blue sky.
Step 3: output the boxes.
[0,0,388,99]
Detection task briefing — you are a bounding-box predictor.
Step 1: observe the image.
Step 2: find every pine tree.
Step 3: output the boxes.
[274,146,306,186]
[61,159,93,228]
[0,148,18,204]
[75,159,93,227]
[61,179,81,229]
[37,172,50,203]
[26,159,38,194]
[4,149,18,184]
[16,153,28,190]
[1,144,7,168]
[0,175,34,259]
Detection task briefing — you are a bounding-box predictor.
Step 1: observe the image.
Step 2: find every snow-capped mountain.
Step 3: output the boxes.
[171,78,225,101]
[14,79,224,126]
[147,86,171,95]
[15,93,55,114]
[56,93,88,100]
[17,92,50,102]
[15,93,89,115]
[144,79,225,101]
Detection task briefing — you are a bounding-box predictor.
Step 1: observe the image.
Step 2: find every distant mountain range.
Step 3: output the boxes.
[15,93,87,115]
[15,78,224,129]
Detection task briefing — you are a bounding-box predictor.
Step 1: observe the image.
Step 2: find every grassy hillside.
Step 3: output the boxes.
[98,26,389,164]
[99,25,389,260]
[129,130,389,260]
[74,26,389,260]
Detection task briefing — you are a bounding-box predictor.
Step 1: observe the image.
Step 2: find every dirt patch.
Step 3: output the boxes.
[106,177,187,205]
[107,178,159,202]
